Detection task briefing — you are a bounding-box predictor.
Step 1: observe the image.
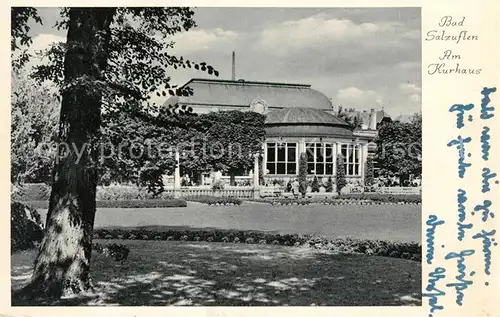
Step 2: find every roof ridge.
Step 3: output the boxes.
[186,78,312,88]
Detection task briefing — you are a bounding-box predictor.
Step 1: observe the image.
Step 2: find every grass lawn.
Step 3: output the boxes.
[37,202,421,242]
[12,240,421,306]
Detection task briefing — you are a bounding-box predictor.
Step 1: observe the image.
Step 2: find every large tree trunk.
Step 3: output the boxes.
[229,172,236,186]
[21,8,115,298]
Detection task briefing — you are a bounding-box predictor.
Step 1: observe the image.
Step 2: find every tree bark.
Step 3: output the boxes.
[22,8,115,298]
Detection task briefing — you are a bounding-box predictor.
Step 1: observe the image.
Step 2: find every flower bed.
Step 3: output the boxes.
[183,195,242,206]
[92,227,421,262]
[340,193,421,204]
[21,199,187,209]
[247,193,421,206]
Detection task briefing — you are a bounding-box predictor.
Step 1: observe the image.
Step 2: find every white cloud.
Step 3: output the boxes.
[12,33,66,72]
[170,28,239,53]
[399,83,421,108]
[257,14,405,54]
[335,86,384,110]
[30,33,66,52]
[399,83,421,95]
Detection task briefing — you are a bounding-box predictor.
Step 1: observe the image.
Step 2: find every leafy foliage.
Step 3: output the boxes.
[92,243,130,262]
[365,157,375,186]
[100,109,265,194]
[184,196,242,206]
[92,227,421,261]
[30,8,218,111]
[325,176,334,193]
[11,74,60,184]
[375,115,422,181]
[336,107,361,130]
[11,7,43,70]
[336,156,346,193]
[11,201,44,252]
[311,176,320,193]
[185,111,266,176]
[298,153,308,196]
[23,199,187,209]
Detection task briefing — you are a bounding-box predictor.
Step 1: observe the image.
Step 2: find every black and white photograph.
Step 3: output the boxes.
[10,7,422,306]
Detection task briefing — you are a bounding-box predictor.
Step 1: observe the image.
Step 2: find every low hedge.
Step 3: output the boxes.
[11,202,44,252]
[93,227,421,262]
[248,194,421,206]
[340,193,421,204]
[21,199,187,210]
[12,183,175,201]
[184,195,242,206]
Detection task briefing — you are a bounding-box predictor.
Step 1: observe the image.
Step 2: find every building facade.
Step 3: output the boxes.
[164,78,379,191]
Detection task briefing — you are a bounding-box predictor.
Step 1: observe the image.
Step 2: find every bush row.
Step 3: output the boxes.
[12,183,175,201]
[93,228,421,262]
[250,194,421,206]
[184,195,243,206]
[11,202,44,252]
[340,193,421,204]
[22,199,187,210]
[93,242,130,261]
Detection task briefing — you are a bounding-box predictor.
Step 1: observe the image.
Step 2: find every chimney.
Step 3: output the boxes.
[231,51,236,81]
[369,108,377,130]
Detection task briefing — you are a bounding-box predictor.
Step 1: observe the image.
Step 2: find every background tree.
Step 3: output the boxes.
[182,111,265,186]
[11,73,60,184]
[11,7,42,71]
[336,155,346,194]
[12,7,217,298]
[298,153,308,197]
[375,116,422,185]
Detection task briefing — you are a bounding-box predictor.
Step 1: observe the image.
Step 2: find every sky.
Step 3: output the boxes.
[27,7,421,117]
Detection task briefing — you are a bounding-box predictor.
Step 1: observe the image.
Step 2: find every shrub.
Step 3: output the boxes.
[325,176,334,193]
[93,243,130,262]
[212,180,225,191]
[92,227,422,262]
[11,201,44,252]
[11,183,51,201]
[14,183,175,201]
[23,199,187,209]
[338,193,421,204]
[184,195,242,206]
[336,156,346,193]
[298,153,308,197]
[311,176,320,193]
[365,157,375,186]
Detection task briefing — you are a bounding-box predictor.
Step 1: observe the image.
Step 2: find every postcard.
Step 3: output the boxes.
[2,1,498,317]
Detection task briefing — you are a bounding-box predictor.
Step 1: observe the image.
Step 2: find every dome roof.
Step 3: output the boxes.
[265,107,353,138]
[266,107,348,125]
[164,78,333,110]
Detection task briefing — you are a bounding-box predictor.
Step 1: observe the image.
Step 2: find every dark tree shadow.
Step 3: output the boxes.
[12,240,421,306]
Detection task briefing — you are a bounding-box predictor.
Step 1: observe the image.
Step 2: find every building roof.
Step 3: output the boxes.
[394,113,417,123]
[376,109,391,123]
[266,107,349,126]
[265,107,353,138]
[163,78,333,110]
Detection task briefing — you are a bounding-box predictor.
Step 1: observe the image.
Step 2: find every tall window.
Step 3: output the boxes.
[266,143,297,175]
[341,144,361,176]
[306,143,335,175]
